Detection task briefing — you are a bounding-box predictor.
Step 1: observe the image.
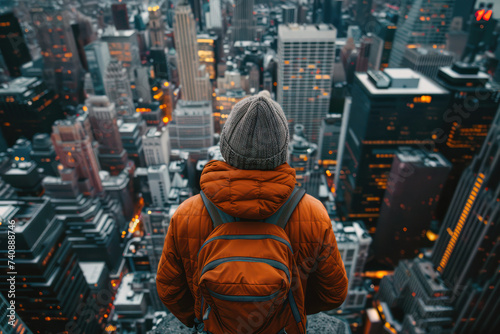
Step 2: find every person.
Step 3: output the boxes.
[157,91,348,333]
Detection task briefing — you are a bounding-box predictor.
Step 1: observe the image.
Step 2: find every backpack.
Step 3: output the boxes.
[197,187,307,334]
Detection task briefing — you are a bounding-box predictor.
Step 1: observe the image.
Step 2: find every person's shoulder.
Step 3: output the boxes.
[289,194,332,231]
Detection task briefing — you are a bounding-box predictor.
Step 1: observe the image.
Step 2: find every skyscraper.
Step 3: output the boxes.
[389,0,455,68]
[318,113,342,170]
[0,198,102,333]
[368,19,397,70]
[374,148,451,265]
[232,0,255,42]
[143,127,170,167]
[0,77,63,146]
[169,100,213,160]
[206,0,222,30]
[111,3,130,30]
[86,95,129,175]
[282,4,297,24]
[332,220,372,310]
[432,110,500,289]
[277,24,336,142]
[104,60,135,116]
[31,7,84,105]
[148,4,166,49]
[173,0,211,101]
[51,117,103,194]
[0,11,31,77]
[148,165,171,207]
[434,62,500,219]
[84,41,111,95]
[335,69,450,227]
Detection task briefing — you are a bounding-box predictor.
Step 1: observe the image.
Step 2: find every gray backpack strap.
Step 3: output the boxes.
[265,187,306,229]
[200,191,234,228]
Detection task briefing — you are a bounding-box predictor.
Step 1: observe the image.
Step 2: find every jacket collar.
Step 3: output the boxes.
[200,160,296,220]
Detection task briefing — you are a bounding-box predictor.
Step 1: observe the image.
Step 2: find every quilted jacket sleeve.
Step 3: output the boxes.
[304,212,348,314]
[156,212,196,327]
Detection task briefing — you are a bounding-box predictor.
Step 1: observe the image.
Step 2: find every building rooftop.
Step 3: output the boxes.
[278,24,337,41]
[358,68,448,95]
[0,77,39,95]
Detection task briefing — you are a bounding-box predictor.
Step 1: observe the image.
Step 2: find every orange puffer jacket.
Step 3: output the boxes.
[156,160,348,329]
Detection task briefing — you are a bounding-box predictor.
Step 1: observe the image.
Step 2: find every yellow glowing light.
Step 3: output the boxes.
[163,117,169,123]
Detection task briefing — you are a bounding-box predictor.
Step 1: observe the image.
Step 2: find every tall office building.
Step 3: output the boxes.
[101,28,151,103]
[111,3,130,30]
[389,0,455,68]
[148,4,166,49]
[169,100,213,160]
[102,29,141,71]
[282,4,297,24]
[86,95,129,175]
[368,19,397,70]
[0,198,101,333]
[206,0,222,30]
[0,11,31,77]
[0,77,63,146]
[355,0,373,28]
[0,292,32,334]
[198,34,217,80]
[434,62,500,219]
[288,124,317,187]
[31,7,84,105]
[432,110,500,289]
[355,34,373,72]
[148,165,171,208]
[104,60,135,116]
[377,258,455,333]
[401,47,455,79]
[335,69,450,227]
[143,127,170,167]
[232,0,255,42]
[84,41,111,95]
[42,167,123,270]
[51,117,103,194]
[277,24,336,143]
[374,148,451,265]
[173,1,211,101]
[31,133,59,176]
[332,221,372,310]
[318,113,342,170]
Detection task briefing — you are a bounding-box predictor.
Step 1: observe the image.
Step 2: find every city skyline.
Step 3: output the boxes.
[0,1,499,333]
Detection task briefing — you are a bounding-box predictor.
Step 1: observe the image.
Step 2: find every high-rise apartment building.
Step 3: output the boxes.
[86,95,129,174]
[232,0,255,42]
[389,0,455,68]
[277,24,336,142]
[174,1,211,101]
[374,148,451,265]
[51,117,103,194]
[335,69,450,227]
[0,11,31,77]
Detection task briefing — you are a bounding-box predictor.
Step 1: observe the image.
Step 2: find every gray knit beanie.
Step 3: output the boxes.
[220,90,289,170]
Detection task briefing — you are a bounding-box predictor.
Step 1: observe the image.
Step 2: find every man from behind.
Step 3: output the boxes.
[157,91,348,333]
